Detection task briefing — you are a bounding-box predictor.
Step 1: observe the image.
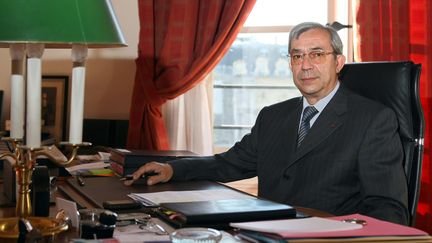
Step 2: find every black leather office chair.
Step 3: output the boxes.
[339,61,424,226]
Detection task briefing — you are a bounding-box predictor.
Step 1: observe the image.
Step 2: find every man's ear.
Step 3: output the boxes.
[335,54,346,73]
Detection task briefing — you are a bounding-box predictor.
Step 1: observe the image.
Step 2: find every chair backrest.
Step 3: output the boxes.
[339,61,424,226]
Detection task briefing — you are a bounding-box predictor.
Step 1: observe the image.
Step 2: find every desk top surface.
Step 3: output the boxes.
[59,176,236,209]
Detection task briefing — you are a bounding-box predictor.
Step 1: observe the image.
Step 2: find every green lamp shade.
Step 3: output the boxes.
[0,0,126,48]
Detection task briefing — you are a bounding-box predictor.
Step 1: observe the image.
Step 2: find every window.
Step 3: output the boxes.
[212,0,352,149]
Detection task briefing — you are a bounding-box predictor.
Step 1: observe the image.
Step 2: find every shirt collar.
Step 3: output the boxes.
[302,81,340,113]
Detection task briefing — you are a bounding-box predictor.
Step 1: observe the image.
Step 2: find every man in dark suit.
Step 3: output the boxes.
[126,22,409,225]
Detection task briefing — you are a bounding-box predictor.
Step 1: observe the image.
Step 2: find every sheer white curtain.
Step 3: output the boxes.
[162,77,213,156]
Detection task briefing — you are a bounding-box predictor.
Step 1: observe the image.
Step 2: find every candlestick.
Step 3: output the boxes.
[0,1,125,239]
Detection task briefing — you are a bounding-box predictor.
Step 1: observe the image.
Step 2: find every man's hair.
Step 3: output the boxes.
[288,22,343,55]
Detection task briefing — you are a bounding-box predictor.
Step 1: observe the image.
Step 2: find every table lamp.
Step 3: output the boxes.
[0,0,126,240]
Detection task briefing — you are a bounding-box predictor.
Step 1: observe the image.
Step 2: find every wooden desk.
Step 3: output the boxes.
[3,178,430,243]
[0,177,330,242]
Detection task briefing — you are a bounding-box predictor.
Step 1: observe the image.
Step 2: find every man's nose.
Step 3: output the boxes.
[300,55,314,69]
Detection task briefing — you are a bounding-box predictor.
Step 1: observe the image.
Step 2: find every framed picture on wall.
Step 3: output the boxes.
[41,75,69,143]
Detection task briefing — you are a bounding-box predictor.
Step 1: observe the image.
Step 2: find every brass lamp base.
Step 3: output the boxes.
[0,217,68,239]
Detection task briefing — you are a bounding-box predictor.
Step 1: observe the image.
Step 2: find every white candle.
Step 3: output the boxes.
[10,74,24,139]
[9,44,25,139]
[25,44,44,148]
[69,45,87,144]
[69,66,86,144]
[26,58,41,147]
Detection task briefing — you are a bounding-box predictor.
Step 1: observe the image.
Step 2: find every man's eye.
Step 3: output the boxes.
[292,54,302,60]
[311,52,324,58]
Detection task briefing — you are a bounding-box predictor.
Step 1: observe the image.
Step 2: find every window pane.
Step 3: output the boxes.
[244,0,328,27]
[214,87,300,147]
[214,32,292,85]
[213,1,331,148]
[213,32,301,147]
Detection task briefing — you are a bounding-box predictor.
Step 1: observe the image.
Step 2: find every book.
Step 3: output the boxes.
[109,161,138,177]
[157,198,296,229]
[109,148,198,167]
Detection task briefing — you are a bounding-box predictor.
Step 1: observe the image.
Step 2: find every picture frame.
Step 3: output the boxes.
[41,75,69,143]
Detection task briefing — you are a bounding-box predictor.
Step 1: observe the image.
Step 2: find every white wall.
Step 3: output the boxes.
[0,0,139,129]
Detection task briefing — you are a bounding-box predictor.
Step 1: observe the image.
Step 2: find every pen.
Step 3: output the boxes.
[120,171,159,181]
[152,222,168,235]
[76,174,85,186]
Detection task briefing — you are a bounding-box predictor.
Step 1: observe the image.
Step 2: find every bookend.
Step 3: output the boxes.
[31,166,50,217]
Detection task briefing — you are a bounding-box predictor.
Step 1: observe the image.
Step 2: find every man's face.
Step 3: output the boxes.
[289,29,345,104]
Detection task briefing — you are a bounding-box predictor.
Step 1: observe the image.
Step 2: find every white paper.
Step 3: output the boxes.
[116,148,131,153]
[230,217,363,234]
[113,218,171,242]
[75,152,110,162]
[99,152,112,161]
[129,189,255,206]
[113,218,239,243]
[56,197,79,228]
[65,161,109,174]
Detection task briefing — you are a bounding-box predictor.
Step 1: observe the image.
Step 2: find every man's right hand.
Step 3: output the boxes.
[123,162,173,186]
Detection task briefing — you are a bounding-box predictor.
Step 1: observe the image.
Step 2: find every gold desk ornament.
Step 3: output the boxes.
[0,217,68,240]
[0,137,91,240]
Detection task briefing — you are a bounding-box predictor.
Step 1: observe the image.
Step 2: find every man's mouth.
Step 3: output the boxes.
[300,76,318,82]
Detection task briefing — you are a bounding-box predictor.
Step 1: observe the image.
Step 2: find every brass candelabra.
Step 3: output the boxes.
[0,137,90,239]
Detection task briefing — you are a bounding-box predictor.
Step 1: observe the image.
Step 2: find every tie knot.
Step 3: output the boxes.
[302,106,318,122]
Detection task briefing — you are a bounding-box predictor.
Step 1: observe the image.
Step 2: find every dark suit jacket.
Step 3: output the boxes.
[169,84,409,225]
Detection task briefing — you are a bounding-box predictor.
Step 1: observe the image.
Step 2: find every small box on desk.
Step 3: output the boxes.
[109,161,138,177]
[109,149,198,176]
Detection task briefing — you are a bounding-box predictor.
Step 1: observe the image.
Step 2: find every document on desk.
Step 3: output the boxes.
[128,188,255,206]
[231,216,363,234]
[231,214,431,242]
[65,161,112,176]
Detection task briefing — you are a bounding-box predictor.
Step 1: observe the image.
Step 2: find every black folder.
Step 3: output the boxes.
[58,176,297,229]
[157,198,296,229]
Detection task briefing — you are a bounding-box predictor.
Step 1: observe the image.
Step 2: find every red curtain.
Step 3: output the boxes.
[356,0,432,232]
[127,0,256,150]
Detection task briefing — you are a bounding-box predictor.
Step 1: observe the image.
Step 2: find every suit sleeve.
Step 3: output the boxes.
[357,107,409,225]
[169,107,266,182]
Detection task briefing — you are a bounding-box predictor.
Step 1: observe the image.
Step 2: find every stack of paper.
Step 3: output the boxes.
[65,161,113,176]
[128,189,255,206]
[231,216,363,233]
[231,214,431,242]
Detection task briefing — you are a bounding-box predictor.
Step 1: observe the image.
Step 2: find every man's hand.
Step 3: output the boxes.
[123,162,173,186]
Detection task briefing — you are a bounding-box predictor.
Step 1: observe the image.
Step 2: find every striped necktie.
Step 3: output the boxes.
[297,106,318,147]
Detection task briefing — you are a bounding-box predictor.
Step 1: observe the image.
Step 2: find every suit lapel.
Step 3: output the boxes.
[285,86,349,169]
[281,99,303,154]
